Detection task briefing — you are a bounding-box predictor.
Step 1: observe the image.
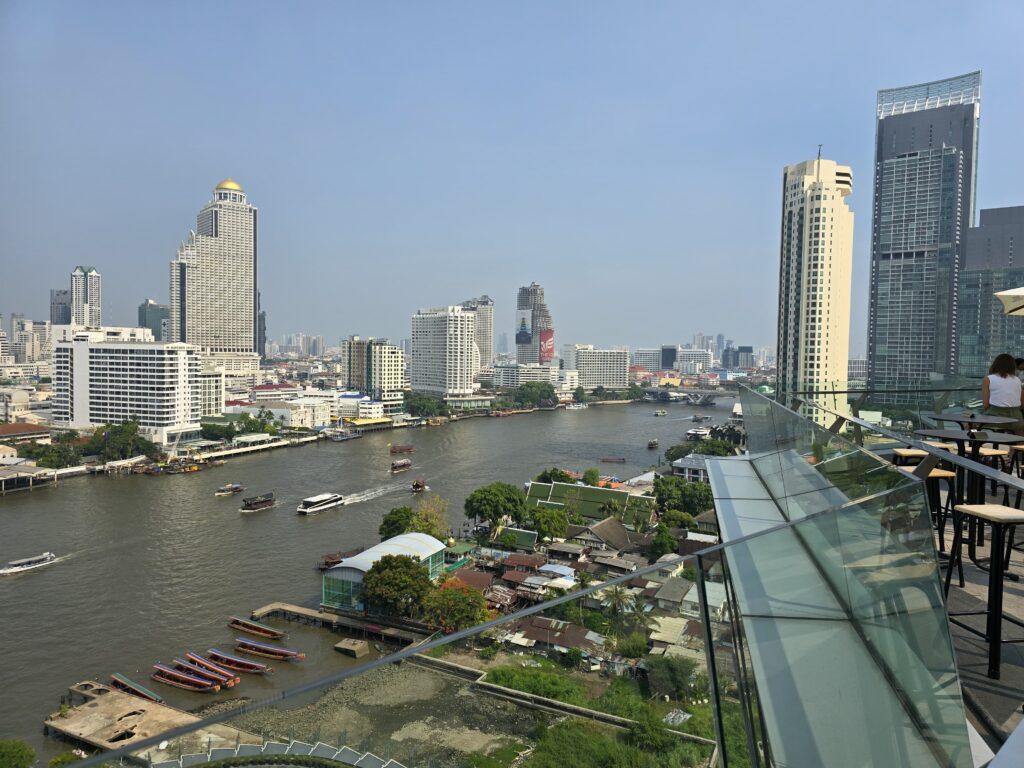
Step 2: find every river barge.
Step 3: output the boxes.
[229,615,288,639]
[389,444,415,454]
[235,637,306,661]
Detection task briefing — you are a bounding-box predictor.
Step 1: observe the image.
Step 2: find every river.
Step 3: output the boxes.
[0,399,731,757]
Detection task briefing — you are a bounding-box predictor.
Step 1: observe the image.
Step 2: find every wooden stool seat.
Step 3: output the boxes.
[953,504,1024,525]
[978,448,1009,459]
[898,467,957,480]
[924,441,958,451]
[893,447,927,459]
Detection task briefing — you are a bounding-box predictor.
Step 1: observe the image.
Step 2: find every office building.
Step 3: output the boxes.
[138,299,169,341]
[460,295,494,369]
[410,306,479,397]
[776,157,854,420]
[678,348,713,373]
[571,345,629,390]
[52,326,201,446]
[169,179,258,353]
[660,345,680,371]
[11,319,51,363]
[867,72,981,391]
[257,308,267,358]
[848,358,868,382]
[722,345,757,370]
[957,206,1024,377]
[632,348,661,371]
[515,282,554,364]
[70,266,102,327]
[340,336,406,414]
[50,289,71,325]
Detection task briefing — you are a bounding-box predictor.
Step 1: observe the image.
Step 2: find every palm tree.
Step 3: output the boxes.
[629,593,656,633]
[602,585,632,632]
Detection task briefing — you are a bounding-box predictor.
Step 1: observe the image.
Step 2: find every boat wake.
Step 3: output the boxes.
[344,482,406,505]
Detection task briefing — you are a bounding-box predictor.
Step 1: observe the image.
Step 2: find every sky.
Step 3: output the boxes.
[2,1,1023,356]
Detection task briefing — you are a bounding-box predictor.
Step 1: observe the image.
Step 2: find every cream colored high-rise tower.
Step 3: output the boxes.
[776,158,853,423]
[169,179,258,353]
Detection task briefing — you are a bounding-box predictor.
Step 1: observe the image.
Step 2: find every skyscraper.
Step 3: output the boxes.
[776,157,854,417]
[867,72,981,391]
[515,282,553,365]
[70,266,102,327]
[138,298,169,341]
[958,206,1024,377]
[460,295,494,368]
[169,179,258,353]
[410,306,478,397]
[50,289,71,325]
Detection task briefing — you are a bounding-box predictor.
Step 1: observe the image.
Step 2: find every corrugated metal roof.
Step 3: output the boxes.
[328,533,445,574]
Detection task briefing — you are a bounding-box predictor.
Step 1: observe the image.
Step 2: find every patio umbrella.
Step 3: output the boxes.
[994,287,1024,316]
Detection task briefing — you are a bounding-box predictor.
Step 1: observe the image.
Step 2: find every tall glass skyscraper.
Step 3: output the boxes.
[867,72,980,392]
[515,282,553,365]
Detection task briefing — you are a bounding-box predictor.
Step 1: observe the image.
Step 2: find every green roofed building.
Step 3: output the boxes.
[526,481,655,523]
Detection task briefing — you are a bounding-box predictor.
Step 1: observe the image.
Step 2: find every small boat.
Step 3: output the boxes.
[600,457,627,463]
[207,648,273,674]
[296,493,345,515]
[235,637,305,662]
[391,459,413,473]
[215,483,244,496]
[687,427,711,440]
[1,552,58,576]
[241,492,275,511]
[692,414,711,423]
[328,429,363,442]
[185,652,243,682]
[151,664,220,692]
[110,673,164,703]
[389,444,415,454]
[171,658,236,687]
[412,478,428,493]
[229,615,288,639]
[647,439,659,449]
[565,403,588,410]
[654,410,667,417]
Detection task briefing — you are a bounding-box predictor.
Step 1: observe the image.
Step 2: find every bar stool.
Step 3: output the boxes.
[945,503,1024,679]
[892,447,928,466]
[979,446,1010,496]
[898,466,958,552]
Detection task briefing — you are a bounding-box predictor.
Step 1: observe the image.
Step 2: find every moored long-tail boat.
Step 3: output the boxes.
[172,657,236,687]
[235,637,305,661]
[151,663,220,692]
[229,615,288,639]
[110,673,164,703]
[207,648,274,674]
[186,652,243,683]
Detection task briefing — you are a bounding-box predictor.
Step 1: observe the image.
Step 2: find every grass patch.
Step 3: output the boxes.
[485,665,586,706]
[464,741,527,768]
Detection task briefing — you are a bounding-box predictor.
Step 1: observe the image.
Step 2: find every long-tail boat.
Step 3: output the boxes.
[151,663,220,692]
[110,673,164,703]
[235,637,305,661]
[185,652,243,683]
[172,657,236,687]
[229,615,288,639]
[389,444,415,454]
[207,648,274,674]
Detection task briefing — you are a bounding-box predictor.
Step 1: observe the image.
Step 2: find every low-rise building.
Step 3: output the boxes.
[0,388,31,423]
[671,454,710,484]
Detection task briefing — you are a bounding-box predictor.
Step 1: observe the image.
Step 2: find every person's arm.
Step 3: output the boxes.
[982,376,990,409]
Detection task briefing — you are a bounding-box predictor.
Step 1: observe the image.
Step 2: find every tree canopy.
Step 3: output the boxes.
[378,506,414,540]
[648,522,677,559]
[654,475,714,516]
[464,482,528,527]
[404,391,447,418]
[528,506,569,541]
[411,494,450,540]
[361,555,433,617]
[510,381,556,407]
[82,421,162,462]
[534,467,574,484]
[581,468,601,486]
[424,579,491,632]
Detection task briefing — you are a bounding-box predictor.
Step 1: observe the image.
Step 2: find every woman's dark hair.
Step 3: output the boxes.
[990,353,1016,376]
[1016,358,1024,367]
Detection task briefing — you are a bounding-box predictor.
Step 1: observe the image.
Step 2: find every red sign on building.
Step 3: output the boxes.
[539,329,555,363]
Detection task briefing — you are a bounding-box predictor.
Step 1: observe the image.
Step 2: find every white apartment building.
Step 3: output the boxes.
[341,336,406,415]
[198,368,225,417]
[493,362,560,389]
[410,306,479,397]
[574,346,629,390]
[200,351,262,388]
[0,329,12,365]
[678,349,713,373]
[632,348,661,371]
[460,296,494,369]
[776,158,853,424]
[11,319,51,363]
[71,266,102,327]
[52,327,201,446]
[169,179,258,353]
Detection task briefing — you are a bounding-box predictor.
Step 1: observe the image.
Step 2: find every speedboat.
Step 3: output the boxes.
[296,493,345,515]
[1,552,58,576]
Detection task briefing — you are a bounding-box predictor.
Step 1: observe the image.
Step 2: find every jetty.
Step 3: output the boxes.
[251,602,425,645]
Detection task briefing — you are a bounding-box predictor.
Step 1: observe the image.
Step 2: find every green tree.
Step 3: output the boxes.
[511,381,556,407]
[50,751,85,768]
[534,467,574,484]
[627,715,675,753]
[598,499,623,519]
[361,554,433,617]
[654,476,714,516]
[644,655,697,700]
[0,740,35,768]
[573,386,586,403]
[602,585,632,630]
[616,632,648,658]
[564,647,583,669]
[664,443,694,463]
[379,506,414,540]
[423,578,491,632]
[592,385,609,400]
[693,438,735,457]
[200,422,236,441]
[464,482,528,527]
[411,494,450,540]
[82,421,162,462]
[498,529,518,550]
[528,507,568,541]
[648,522,677,559]
[404,391,447,418]
[662,510,696,530]
[626,383,643,400]
[581,468,601,486]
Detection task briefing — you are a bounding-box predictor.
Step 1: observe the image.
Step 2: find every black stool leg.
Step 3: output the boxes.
[987,522,1007,679]
[945,511,966,597]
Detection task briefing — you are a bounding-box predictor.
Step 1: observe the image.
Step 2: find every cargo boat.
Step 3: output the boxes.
[241,492,275,511]
[151,664,220,692]
[296,493,345,515]
[207,648,274,674]
[110,673,164,703]
[389,444,415,454]
[229,615,288,639]
[1,552,58,576]
[235,637,306,661]
[600,457,627,463]
[391,459,413,473]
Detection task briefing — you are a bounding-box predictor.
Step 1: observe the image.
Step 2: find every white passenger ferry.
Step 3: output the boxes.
[296,493,346,515]
[1,552,58,576]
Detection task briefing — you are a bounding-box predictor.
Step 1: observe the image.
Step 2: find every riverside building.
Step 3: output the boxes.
[571,345,629,390]
[515,282,554,364]
[52,326,201,447]
[340,336,407,415]
[410,306,479,397]
[776,157,854,423]
[169,179,259,354]
[867,72,981,392]
[70,266,102,327]
[460,295,494,369]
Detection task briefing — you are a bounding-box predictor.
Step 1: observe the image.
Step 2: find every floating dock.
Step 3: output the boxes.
[44,680,259,762]
[251,602,425,644]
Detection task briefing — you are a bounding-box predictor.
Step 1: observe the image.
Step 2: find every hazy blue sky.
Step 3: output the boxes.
[2,1,1023,355]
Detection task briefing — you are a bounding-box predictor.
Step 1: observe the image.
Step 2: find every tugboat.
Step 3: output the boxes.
[215,483,244,496]
[412,478,428,493]
[391,459,413,473]
[241,492,275,511]
[647,439,659,449]
[0,552,58,576]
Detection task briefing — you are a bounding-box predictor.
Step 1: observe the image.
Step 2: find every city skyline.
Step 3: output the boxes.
[3,3,1024,353]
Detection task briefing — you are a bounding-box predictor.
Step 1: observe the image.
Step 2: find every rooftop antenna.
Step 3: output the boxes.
[816,144,823,182]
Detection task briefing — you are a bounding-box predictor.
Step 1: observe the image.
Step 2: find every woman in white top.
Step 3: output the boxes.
[983,353,1024,435]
